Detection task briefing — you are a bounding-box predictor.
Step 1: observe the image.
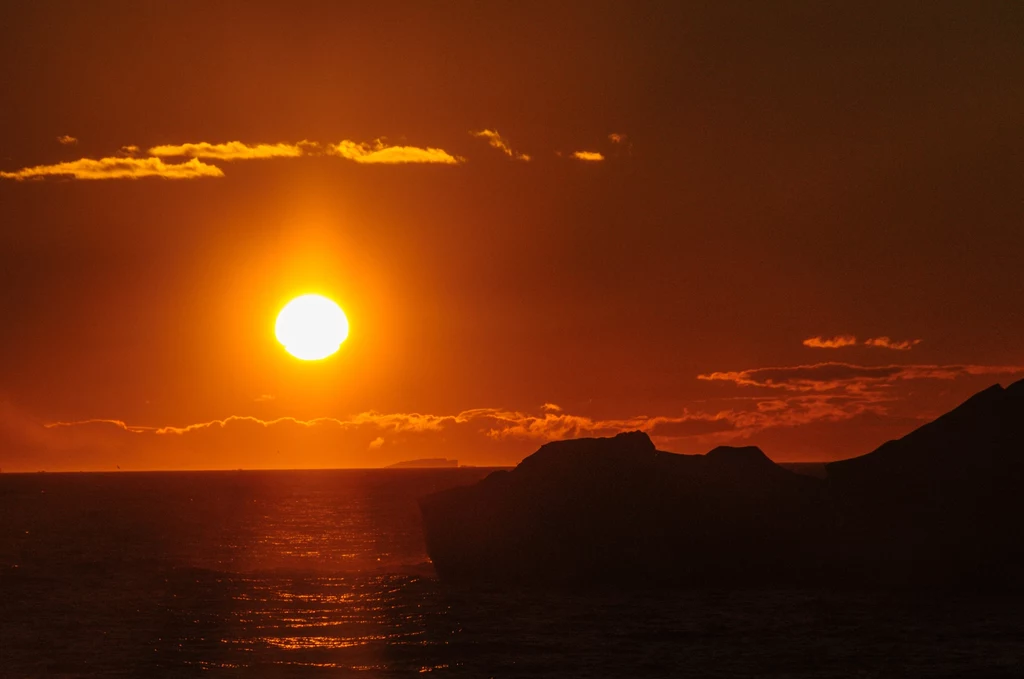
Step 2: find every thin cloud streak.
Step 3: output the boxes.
[38,364,1024,457]
[44,408,735,443]
[699,362,1024,392]
[6,135,626,179]
[32,360,1021,470]
[327,140,463,164]
[803,335,858,349]
[45,418,155,433]
[865,337,923,350]
[37,400,889,451]
[147,141,308,160]
[0,156,224,181]
[803,335,923,350]
[152,415,351,435]
[470,129,530,161]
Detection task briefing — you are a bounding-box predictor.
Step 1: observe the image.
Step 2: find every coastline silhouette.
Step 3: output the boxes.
[420,378,1024,588]
[387,458,460,469]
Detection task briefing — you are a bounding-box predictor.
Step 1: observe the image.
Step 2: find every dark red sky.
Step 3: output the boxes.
[2,1,1022,470]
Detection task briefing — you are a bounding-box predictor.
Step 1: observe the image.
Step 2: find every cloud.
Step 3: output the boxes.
[699,362,1024,392]
[147,141,308,160]
[148,414,350,435]
[137,410,468,436]
[865,337,922,351]
[606,133,634,157]
[22,362,1024,470]
[348,410,461,432]
[44,418,154,433]
[327,140,463,165]
[646,416,737,437]
[0,156,224,181]
[2,137,459,183]
[470,129,530,161]
[40,408,705,446]
[478,410,620,441]
[145,138,466,165]
[254,394,275,403]
[56,135,78,145]
[1,398,148,471]
[803,335,858,349]
[10,135,621,180]
[32,402,874,466]
[802,335,923,350]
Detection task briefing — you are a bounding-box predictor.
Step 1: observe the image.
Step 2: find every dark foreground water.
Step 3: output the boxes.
[2,470,1022,678]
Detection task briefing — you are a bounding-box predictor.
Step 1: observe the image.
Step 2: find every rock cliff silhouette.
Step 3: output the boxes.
[419,379,1024,587]
[420,432,831,585]
[826,377,1024,585]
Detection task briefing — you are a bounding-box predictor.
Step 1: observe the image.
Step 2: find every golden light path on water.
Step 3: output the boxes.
[5,471,1023,676]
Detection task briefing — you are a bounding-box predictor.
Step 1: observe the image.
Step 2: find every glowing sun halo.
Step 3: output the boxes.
[275,294,349,360]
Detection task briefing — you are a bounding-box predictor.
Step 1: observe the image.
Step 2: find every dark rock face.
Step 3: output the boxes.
[420,379,1024,587]
[826,377,1024,585]
[419,432,832,586]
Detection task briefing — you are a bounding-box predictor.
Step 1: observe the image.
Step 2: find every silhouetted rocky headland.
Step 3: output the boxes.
[827,377,1024,586]
[386,458,459,468]
[420,432,832,585]
[419,379,1024,587]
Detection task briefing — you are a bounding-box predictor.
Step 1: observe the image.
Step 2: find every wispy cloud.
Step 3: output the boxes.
[803,335,858,349]
[699,362,1024,392]
[803,335,923,350]
[43,409,709,443]
[148,141,308,160]
[327,140,463,165]
[44,418,155,433]
[148,414,350,435]
[7,134,626,182]
[865,337,922,351]
[34,402,882,462]
[0,156,224,181]
[42,391,900,446]
[27,361,1024,470]
[470,129,530,161]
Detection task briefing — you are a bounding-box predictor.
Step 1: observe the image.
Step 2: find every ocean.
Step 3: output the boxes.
[2,469,1022,678]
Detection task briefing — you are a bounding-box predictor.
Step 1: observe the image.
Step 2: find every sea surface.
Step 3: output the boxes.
[2,469,1022,678]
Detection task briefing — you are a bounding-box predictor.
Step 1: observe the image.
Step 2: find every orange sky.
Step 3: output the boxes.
[2,2,1023,471]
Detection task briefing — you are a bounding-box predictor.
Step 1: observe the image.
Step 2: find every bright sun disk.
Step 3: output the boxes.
[275,294,349,360]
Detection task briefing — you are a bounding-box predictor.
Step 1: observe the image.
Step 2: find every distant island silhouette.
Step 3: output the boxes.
[420,378,1024,587]
[388,458,459,469]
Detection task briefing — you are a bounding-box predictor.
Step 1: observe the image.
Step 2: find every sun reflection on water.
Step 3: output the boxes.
[203,572,459,670]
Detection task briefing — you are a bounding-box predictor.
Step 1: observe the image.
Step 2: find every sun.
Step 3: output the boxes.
[275,294,349,360]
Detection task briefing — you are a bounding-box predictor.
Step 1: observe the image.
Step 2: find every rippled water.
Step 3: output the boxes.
[2,470,1023,677]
